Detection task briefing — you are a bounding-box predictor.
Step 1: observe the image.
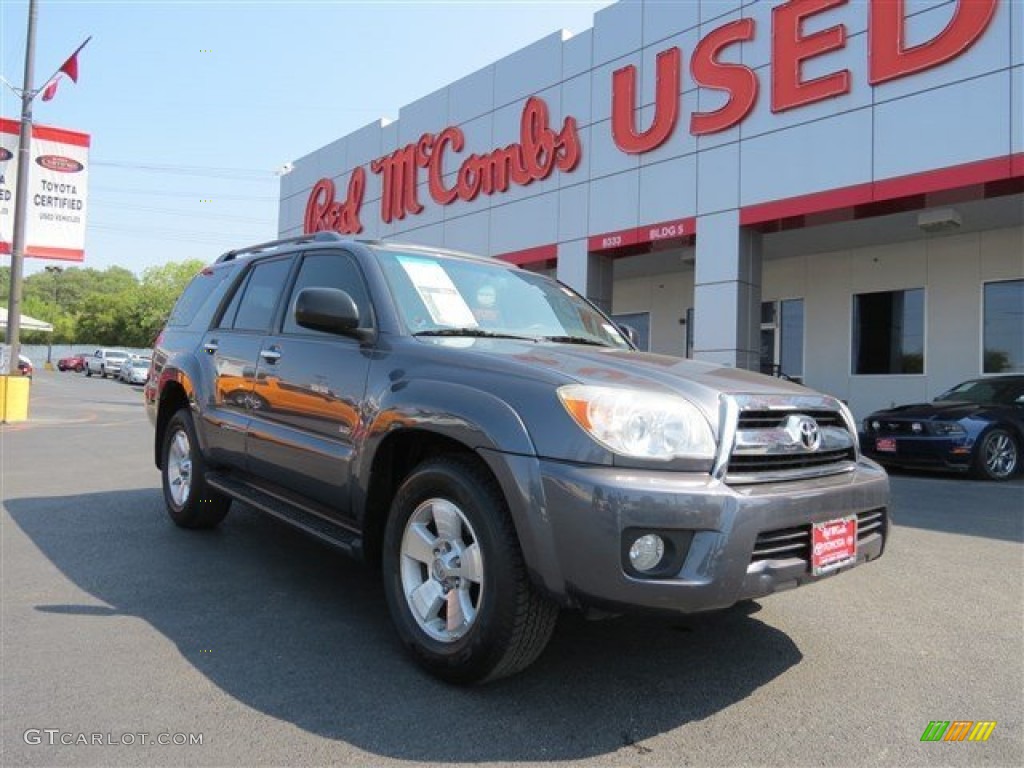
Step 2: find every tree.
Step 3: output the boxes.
[2,260,204,347]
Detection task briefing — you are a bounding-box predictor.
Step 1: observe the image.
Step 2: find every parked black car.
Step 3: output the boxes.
[147,233,889,683]
[861,375,1024,480]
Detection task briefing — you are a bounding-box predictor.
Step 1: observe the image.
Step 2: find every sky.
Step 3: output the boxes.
[0,0,611,277]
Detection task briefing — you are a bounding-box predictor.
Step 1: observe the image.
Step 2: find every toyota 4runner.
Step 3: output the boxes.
[146,234,889,683]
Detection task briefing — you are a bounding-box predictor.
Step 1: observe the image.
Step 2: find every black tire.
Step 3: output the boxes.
[382,455,558,684]
[161,408,231,528]
[971,427,1019,481]
[100,366,107,379]
[85,367,92,377]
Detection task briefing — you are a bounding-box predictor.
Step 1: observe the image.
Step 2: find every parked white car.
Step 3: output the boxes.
[119,356,152,385]
[86,348,131,378]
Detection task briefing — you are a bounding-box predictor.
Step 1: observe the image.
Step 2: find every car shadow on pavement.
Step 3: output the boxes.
[7,490,803,762]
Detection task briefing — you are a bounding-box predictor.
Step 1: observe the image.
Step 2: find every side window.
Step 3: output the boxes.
[217,272,247,329]
[230,259,293,332]
[282,251,373,335]
[166,268,229,327]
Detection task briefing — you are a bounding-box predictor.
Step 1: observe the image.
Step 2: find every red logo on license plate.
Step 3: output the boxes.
[812,517,857,575]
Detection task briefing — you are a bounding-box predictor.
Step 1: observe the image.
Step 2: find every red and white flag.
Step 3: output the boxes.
[58,46,82,83]
[38,36,90,103]
[41,78,59,102]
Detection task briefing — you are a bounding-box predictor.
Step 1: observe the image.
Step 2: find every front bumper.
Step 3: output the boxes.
[503,456,889,614]
[861,433,973,471]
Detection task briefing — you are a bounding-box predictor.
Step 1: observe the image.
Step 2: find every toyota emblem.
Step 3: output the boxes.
[785,414,822,451]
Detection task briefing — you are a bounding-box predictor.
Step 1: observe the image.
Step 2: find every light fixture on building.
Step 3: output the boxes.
[917,208,962,233]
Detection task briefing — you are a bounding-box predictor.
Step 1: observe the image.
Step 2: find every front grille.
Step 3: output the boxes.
[750,508,887,567]
[728,447,856,473]
[871,420,917,435]
[737,409,845,430]
[856,508,886,538]
[728,406,855,481]
[750,525,809,562]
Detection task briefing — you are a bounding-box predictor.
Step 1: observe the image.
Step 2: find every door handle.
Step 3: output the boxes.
[203,341,219,354]
[260,349,282,363]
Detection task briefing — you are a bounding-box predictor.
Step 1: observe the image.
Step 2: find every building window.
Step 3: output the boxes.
[779,299,804,380]
[983,279,1024,373]
[852,288,924,374]
[760,299,804,381]
[612,312,650,351]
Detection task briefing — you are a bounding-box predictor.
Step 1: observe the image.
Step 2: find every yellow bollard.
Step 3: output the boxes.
[0,374,31,423]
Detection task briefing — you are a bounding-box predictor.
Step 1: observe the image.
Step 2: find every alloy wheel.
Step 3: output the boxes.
[984,432,1018,479]
[399,498,484,643]
[166,428,193,507]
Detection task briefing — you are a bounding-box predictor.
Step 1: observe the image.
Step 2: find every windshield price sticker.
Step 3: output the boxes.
[396,256,478,328]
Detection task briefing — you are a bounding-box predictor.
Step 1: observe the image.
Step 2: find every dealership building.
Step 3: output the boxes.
[278,0,1023,420]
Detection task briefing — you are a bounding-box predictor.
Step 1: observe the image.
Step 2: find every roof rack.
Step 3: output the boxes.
[215,231,346,263]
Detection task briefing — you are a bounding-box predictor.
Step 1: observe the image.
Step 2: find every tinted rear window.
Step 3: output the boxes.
[166,268,230,327]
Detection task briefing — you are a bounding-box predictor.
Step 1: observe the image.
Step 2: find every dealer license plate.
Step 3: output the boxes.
[812,516,858,576]
[875,437,897,453]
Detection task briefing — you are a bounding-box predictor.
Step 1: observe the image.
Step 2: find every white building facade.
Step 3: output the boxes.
[278,0,1024,420]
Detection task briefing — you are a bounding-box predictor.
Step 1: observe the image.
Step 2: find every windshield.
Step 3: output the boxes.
[374,248,630,349]
[937,378,1024,405]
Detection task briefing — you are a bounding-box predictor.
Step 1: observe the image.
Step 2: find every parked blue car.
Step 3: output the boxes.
[861,376,1024,481]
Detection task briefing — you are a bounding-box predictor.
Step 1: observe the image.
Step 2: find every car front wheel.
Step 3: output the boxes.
[382,455,558,684]
[161,409,231,528]
[973,428,1019,481]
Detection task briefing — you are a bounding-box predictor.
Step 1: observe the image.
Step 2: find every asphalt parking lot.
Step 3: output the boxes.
[2,371,1022,767]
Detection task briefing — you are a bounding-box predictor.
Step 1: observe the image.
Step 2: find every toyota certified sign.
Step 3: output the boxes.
[0,119,90,262]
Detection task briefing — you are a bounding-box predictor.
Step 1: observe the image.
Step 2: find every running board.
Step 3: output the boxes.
[206,472,363,558]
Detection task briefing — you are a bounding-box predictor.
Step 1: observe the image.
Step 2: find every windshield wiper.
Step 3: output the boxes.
[540,335,610,347]
[413,328,537,341]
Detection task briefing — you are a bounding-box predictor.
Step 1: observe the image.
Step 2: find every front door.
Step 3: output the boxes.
[245,249,375,519]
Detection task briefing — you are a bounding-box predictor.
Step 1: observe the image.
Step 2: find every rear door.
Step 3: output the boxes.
[245,248,374,519]
[199,256,294,469]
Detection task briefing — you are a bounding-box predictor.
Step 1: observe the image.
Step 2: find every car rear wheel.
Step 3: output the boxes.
[161,408,231,528]
[382,455,558,684]
[972,428,1019,481]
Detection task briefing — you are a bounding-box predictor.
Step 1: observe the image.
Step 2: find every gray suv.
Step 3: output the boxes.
[146,234,889,683]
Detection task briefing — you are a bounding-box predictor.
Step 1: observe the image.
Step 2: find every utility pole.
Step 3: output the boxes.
[5,0,38,371]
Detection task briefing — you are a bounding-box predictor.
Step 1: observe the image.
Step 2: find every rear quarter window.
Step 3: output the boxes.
[166,268,231,328]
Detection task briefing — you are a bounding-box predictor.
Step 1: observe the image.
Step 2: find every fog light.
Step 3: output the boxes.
[629,534,665,572]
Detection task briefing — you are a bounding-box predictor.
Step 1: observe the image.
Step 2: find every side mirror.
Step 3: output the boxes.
[294,287,361,335]
[617,323,640,348]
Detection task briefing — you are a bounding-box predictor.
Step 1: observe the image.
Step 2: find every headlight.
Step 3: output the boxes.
[557,385,716,460]
[931,421,967,436]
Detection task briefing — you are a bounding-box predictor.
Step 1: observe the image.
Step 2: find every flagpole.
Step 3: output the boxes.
[4,0,38,374]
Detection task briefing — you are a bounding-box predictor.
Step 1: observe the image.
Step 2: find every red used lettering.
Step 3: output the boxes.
[690,18,758,135]
[302,169,365,235]
[869,0,997,85]
[772,0,851,113]
[612,46,681,153]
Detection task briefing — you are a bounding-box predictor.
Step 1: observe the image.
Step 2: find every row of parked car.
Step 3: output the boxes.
[57,348,152,385]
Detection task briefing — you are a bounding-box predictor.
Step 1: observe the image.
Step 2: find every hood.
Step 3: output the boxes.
[413,337,813,418]
[868,400,988,421]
